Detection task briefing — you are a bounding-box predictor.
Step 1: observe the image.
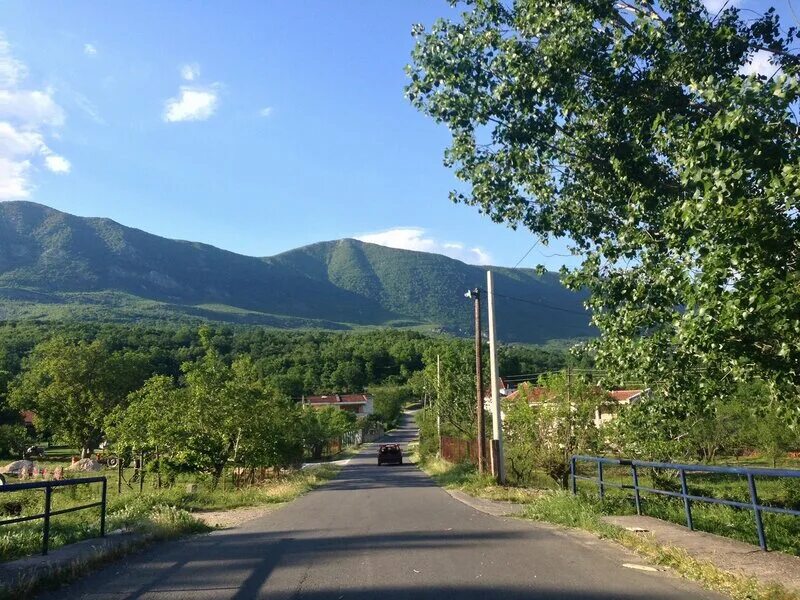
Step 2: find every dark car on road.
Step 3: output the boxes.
[377,444,402,466]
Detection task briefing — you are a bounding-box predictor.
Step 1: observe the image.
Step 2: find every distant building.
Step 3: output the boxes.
[500,382,649,427]
[302,394,374,417]
[596,389,649,426]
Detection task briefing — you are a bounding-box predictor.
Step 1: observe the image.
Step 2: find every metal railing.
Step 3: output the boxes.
[570,455,800,551]
[0,476,107,555]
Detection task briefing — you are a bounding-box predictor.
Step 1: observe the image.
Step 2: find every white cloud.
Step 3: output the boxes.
[44,154,70,173]
[0,122,45,156]
[0,37,26,88]
[259,106,273,117]
[0,33,69,200]
[163,86,219,122]
[356,227,493,265]
[740,49,776,78]
[0,89,65,127]
[83,43,97,56]
[0,156,31,198]
[181,63,200,81]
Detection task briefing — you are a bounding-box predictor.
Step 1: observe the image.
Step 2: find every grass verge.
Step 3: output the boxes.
[417,455,798,600]
[0,464,340,599]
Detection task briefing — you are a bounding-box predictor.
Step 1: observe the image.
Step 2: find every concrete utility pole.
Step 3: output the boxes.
[486,271,506,484]
[465,288,486,473]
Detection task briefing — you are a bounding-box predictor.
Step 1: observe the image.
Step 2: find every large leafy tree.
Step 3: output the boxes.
[10,338,149,456]
[109,332,305,485]
[407,0,800,420]
[300,406,357,460]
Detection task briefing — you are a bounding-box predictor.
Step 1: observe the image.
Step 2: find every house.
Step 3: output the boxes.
[595,389,649,426]
[302,394,374,418]
[501,382,649,427]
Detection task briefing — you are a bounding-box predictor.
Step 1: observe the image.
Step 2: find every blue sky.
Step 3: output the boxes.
[0,1,795,269]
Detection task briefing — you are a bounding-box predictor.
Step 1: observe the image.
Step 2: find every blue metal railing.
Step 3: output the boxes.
[0,476,107,555]
[570,455,800,551]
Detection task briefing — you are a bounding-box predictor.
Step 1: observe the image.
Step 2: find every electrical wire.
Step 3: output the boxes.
[512,240,540,269]
[482,287,589,317]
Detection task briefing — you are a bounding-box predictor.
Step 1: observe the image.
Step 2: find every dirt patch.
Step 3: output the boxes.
[193,504,284,529]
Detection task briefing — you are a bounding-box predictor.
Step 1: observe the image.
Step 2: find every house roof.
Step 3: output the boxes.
[305,394,370,405]
[505,385,647,404]
[20,410,36,426]
[504,384,556,403]
[607,389,646,403]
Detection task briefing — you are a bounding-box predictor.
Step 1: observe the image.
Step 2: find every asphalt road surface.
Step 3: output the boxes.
[42,414,724,599]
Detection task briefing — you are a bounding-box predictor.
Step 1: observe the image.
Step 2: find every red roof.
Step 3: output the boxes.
[505,384,556,403]
[339,394,370,403]
[505,385,646,404]
[306,394,369,405]
[20,410,36,426]
[607,390,645,402]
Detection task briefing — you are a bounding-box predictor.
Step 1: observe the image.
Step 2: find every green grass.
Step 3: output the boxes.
[417,455,800,600]
[0,465,340,563]
[521,493,797,600]
[572,463,800,556]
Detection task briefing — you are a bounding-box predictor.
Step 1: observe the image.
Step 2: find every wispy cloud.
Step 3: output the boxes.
[180,63,200,81]
[0,37,26,88]
[356,227,493,265]
[0,33,69,200]
[259,106,273,118]
[83,43,97,56]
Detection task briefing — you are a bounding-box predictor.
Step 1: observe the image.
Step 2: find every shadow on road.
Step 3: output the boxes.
[85,528,690,600]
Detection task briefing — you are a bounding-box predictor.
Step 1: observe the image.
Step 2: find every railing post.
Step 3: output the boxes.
[570,456,577,495]
[631,464,642,515]
[598,461,605,501]
[42,484,52,556]
[100,477,107,537]
[679,469,693,530]
[747,473,767,551]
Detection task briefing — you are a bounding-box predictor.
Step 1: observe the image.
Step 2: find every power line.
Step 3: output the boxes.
[483,287,589,317]
[512,240,540,269]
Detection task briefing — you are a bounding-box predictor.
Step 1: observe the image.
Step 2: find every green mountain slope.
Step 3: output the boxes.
[0,202,592,343]
[273,238,592,341]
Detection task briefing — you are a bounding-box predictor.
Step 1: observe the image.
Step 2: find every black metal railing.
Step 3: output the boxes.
[570,455,800,551]
[0,476,107,555]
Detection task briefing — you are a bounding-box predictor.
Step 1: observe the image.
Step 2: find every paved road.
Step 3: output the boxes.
[43,414,724,599]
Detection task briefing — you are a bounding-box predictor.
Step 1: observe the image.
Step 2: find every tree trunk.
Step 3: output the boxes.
[211,462,226,490]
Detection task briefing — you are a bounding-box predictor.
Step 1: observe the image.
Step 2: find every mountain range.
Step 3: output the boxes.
[0,201,593,343]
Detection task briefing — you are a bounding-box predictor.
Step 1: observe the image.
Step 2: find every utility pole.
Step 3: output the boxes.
[486,271,505,484]
[436,353,442,456]
[465,288,486,473]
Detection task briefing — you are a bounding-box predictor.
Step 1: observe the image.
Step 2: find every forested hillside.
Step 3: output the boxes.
[0,202,592,343]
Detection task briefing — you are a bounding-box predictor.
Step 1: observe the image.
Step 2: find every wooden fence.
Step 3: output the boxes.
[440,436,478,464]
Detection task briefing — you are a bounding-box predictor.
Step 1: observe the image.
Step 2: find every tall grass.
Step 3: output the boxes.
[0,465,339,563]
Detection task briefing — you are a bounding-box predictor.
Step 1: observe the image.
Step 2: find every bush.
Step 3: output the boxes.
[415,407,440,460]
[0,424,28,459]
